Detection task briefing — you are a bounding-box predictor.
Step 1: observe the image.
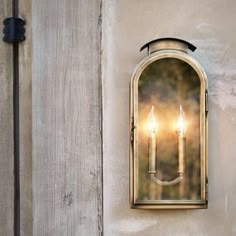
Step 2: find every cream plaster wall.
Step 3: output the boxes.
[103,1,236,235]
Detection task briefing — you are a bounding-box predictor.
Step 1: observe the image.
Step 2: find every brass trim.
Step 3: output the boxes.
[131,203,207,210]
[130,49,208,209]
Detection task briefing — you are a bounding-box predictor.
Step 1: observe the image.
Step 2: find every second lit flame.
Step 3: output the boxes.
[176,105,186,135]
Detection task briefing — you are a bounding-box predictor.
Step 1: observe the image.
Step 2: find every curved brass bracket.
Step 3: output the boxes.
[140,37,196,53]
[150,173,184,186]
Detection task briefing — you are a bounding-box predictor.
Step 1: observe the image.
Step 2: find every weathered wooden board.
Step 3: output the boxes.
[19,0,102,235]
[0,0,14,235]
[19,0,33,235]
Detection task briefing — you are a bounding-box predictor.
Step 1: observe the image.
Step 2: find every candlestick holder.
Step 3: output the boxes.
[147,105,186,186]
[129,38,208,209]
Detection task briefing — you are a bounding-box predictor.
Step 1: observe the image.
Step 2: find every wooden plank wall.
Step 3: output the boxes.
[19,0,103,235]
[19,0,33,235]
[0,0,14,235]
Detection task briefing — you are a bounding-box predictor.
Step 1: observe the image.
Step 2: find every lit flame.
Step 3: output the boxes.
[147,105,158,134]
[176,105,186,135]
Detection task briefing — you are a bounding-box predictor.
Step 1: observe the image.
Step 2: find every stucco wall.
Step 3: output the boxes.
[103,1,236,235]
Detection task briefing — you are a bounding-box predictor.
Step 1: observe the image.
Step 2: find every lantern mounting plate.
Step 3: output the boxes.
[140,38,197,54]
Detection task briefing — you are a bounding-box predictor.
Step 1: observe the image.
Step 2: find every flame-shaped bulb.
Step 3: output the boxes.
[148,105,158,134]
[176,105,186,135]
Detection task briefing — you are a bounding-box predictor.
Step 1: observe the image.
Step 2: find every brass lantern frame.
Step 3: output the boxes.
[130,39,208,209]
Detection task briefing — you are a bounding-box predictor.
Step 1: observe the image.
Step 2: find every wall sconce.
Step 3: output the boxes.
[130,38,208,209]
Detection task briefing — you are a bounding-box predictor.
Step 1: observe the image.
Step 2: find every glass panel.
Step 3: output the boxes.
[137,58,201,201]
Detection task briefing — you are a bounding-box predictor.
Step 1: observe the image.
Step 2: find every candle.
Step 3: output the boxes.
[176,105,186,174]
[147,106,157,173]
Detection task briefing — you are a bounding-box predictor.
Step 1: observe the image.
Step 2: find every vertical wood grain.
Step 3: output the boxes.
[0,0,14,235]
[19,0,33,235]
[29,0,102,235]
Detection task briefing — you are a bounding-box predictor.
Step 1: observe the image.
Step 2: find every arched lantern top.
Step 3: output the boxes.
[130,49,208,93]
